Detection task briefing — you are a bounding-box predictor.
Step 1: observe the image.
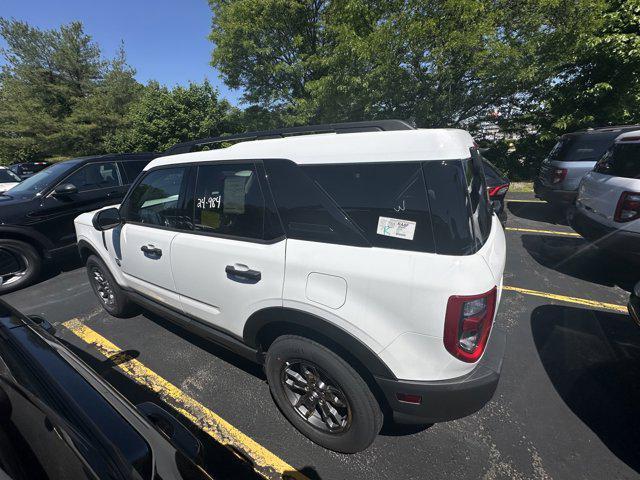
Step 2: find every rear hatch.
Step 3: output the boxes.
[578,139,640,225]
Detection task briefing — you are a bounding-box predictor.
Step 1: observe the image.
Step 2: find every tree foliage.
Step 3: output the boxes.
[104,80,240,152]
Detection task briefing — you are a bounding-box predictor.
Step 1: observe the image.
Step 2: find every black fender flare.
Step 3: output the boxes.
[77,239,100,263]
[0,225,55,256]
[243,307,397,380]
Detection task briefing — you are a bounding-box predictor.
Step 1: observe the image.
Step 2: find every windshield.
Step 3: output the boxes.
[594,142,640,178]
[0,169,21,183]
[5,161,80,197]
[549,133,618,162]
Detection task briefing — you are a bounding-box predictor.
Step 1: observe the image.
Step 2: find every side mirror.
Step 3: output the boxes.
[53,183,77,196]
[92,207,121,231]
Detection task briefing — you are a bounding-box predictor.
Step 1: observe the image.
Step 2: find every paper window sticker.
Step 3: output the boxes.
[376,216,416,241]
[223,176,246,214]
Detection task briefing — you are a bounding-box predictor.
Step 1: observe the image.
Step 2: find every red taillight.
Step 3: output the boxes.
[443,288,497,363]
[396,393,422,405]
[614,191,640,222]
[552,168,567,184]
[488,183,509,198]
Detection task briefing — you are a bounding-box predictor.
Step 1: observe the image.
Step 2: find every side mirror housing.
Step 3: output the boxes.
[53,183,78,196]
[92,207,122,231]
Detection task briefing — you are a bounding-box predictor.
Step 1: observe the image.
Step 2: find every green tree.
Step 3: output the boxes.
[208,0,604,127]
[0,20,141,162]
[104,80,240,152]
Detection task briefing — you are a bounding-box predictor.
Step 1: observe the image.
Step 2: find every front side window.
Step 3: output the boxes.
[63,162,122,193]
[192,163,267,240]
[124,167,189,228]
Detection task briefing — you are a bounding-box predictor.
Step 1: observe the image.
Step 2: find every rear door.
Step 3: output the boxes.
[119,166,191,304]
[171,161,286,337]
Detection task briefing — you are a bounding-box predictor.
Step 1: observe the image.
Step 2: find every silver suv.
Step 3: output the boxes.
[534,126,640,208]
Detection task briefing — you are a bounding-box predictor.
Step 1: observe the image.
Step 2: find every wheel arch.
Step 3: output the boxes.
[77,239,100,264]
[244,307,397,381]
[0,226,52,257]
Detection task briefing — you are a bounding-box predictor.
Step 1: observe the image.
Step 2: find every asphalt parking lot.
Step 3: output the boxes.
[4,191,640,480]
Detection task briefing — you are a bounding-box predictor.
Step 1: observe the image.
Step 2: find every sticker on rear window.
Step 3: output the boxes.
[376,217,416,240]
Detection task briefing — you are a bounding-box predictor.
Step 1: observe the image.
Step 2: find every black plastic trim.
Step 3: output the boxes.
[164,120,415,155]
[243,306,397,379]
[123,289,262,363]
[375,328,506,424]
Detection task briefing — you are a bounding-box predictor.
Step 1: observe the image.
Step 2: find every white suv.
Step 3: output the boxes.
[572,130,640,260]
[74,121,506,453]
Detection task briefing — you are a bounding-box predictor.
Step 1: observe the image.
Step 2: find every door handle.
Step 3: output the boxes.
[141,245,162,258]
[225,265,261,281]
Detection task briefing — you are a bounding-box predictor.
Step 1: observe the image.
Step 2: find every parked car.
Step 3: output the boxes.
[482,158,510,225]
[76,120,507,453]
[0,153,156,293]
[0,298,212,480]
[628,281,640,327]
[571,130,640,261]
[9,161,50,180]
[0,166,22,193]
[534,125,640,208]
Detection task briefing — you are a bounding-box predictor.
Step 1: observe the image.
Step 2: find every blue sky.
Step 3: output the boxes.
[0,0,243,104]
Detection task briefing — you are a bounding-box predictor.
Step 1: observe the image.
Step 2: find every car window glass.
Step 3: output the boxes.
[264,159,369,247]
[125,167,189,229]
[303,162,435,252]
[0,169,21,183]
[5,161,81,198]
[193,163,265,239]
[121,161,150,183]
[63,162,121,192]
[594,142,640,178]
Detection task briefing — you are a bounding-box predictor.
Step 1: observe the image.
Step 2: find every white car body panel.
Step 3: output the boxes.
[171,233,286,337]
[0,181,20,192]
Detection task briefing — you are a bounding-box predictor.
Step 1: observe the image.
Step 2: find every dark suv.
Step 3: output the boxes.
[0,153,155,293]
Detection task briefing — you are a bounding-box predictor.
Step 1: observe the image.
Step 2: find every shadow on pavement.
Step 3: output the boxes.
[140,308,266,381]
[521,234,639,292]
[58,337,265,480]
[531,305,640,474]
[507,201,568,225]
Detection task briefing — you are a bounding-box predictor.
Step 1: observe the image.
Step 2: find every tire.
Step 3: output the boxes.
[265,335,383,453]
[86,255,137,317]
[0,239,42,294]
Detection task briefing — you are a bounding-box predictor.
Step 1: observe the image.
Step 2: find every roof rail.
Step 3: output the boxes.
[163,119,415,155]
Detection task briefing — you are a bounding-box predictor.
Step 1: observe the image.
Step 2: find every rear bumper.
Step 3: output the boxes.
[571,209,640,256]
[375,328,506,424]
[533,180,576,206]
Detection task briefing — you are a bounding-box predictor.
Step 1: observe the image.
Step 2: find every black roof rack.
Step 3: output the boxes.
[163,119,415,155]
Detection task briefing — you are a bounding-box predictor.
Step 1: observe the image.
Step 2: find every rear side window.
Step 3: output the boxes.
[467,150,493,246]
[303,163,435,253]
[594,142,640,178]
[423,160,475,254]
[264,160,369,247]
[121,161,150,183]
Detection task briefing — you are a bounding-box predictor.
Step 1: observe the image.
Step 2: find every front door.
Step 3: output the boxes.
[34,161,124,248]
[171,162,286,337]
[119,166,190,305]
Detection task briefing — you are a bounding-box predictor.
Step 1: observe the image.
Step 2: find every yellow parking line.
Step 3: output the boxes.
[505,227,580,237]
[63,319,309,480]
[502,285,627,313]
[506,199,546,203]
